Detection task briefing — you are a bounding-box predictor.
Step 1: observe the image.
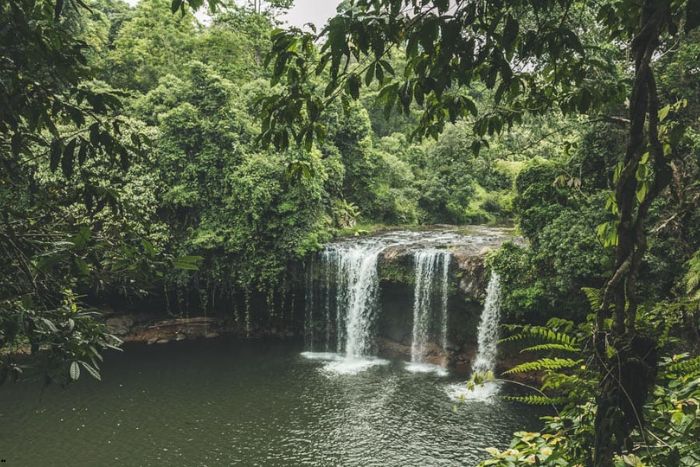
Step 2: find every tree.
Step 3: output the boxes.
[107,0,197,92]
[259,1,699,464]
[0,0,150,383]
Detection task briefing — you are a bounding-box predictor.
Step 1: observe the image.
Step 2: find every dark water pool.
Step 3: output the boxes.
[0,339,540,466]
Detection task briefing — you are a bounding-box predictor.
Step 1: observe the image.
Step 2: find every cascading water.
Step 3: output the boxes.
[439,253,451,352]
[446,271,503,401]
[302,241,391,374]
[409,250,451,364]
[335,243,385,357]
[302,229,510,377]
[471,272,502,374]
[303,257,315,350]
[410,250,439,363]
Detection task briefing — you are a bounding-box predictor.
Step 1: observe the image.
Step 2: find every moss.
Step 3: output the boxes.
[377,255,416,285]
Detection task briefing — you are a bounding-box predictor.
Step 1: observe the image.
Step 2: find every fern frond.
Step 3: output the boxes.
[503,358,583,375]
[581,287,602,311]
[500,327,577,347]
[545,317,575,332]
[541,373,591,392]
[666,356,700,375]
[504,395,566,406]
[521,343,580,353]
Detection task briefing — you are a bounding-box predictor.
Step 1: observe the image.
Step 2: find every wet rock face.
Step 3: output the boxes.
[371,227,517,367]
[454,255,488,302]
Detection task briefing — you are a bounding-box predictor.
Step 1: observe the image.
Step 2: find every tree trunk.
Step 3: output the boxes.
[592,1,671,465]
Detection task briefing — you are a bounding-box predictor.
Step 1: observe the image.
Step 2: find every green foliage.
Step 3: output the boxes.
[259,0,633,151]
[504,358,583,375]
[107,0,197,92]
[490,166,611,322]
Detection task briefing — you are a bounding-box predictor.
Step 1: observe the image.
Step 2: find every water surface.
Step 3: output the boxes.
[0,339,539,466]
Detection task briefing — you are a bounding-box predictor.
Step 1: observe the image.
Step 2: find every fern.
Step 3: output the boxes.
[504,358,583,375]
[541,372,590,392]
[521,343,580,353]
[581,287,602,310]
[500,326,577,347]
[665,355,700,375]
[504,395,566,406]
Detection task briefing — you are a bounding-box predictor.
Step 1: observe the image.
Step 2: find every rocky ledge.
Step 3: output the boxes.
[374,226,517,300]
[106,314,230,344]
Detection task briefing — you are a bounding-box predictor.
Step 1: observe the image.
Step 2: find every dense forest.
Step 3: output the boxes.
[1,0,699,466]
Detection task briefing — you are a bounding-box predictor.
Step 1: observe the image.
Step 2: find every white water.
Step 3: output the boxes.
[440,253,450,352]
[303,257,315,350]
[336,243,385,357]
[447,272,503,402]
[410,250,440,363]
[408,250,451,374]
[302,241,392,374]
[472,272,502,374]
[303,229,509,376]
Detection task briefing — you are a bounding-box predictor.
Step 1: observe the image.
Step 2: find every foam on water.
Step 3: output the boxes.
[302,351,390,375]
[300,351,345,361]
[322,357,390,375]
[404,362,448,376]
[445,381,501,403]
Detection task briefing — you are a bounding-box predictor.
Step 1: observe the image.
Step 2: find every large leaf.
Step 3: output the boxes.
[69,361,80,381]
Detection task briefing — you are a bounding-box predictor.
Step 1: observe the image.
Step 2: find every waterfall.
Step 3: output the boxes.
[305,242,386,358]
[471,272,502,374]
[446,271,502,402]
[321,249,333,351]
[337,244,385,357]
[410,250,450,363]
[439,253,451,352]
[411,251,438,362]
[301,229,496,376]
[301,241,392,374]
[304,257,315,350]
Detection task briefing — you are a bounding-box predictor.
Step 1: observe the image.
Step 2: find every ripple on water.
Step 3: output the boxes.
[0,340,542,466]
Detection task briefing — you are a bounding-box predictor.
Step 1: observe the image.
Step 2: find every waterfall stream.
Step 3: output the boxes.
[303,240,392,373]
[446,272,503,401]
[334,243,385,357]
[471,272,502,374]
[409,250,451,365]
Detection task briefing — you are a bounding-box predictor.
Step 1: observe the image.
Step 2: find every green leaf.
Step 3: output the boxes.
[69,361,80,381]
[346,74,360,99]
[50,139,62,172]
[173,255,203,271]
[171,0,183,13]
[503,358,582,375]
[636,182,648,203]
[80,361,101,381]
